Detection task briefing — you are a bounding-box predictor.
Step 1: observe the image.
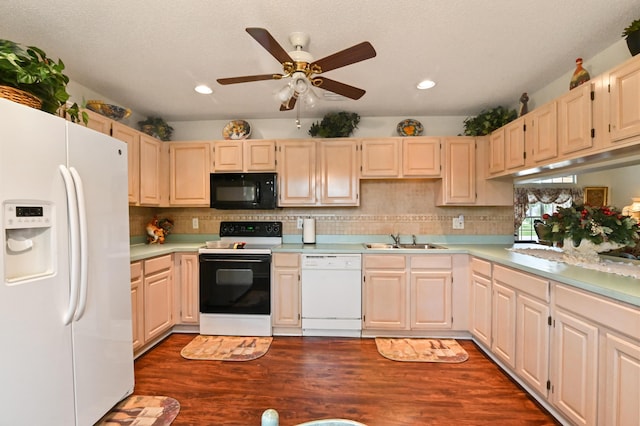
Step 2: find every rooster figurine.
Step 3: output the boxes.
[569,58,590,90]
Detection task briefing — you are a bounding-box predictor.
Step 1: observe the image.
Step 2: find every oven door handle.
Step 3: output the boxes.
[201,258,267,263]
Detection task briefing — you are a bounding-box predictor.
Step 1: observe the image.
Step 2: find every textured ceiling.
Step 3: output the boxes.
[1,0,638,121]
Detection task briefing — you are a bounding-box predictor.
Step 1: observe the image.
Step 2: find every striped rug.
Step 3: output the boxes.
[375,338,468,363]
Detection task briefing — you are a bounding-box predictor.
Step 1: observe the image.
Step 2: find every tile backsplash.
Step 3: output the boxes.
[129,180,514,238]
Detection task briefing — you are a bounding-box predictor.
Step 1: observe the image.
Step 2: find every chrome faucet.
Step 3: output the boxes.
[390,233,400,246]
[412,234,417,245]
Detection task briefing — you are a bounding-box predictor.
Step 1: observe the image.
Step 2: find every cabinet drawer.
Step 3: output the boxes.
[364,255,406,269]
[144,254,173,275]
[471,257,491,278]
[273,253,299,268]
[493,265,549,302]
[130,261,143,280]
[555,284,640,339]
[410,255,452,269]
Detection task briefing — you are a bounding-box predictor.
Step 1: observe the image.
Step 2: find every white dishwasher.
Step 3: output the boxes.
[301,254,362,337]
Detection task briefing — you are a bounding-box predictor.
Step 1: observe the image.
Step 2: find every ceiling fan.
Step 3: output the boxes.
[217,28,377,111]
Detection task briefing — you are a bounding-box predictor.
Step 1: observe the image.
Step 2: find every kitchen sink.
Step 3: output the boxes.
[363,243,446,250]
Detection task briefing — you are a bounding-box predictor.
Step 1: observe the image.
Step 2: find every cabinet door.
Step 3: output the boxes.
[143,267,174,342]
[130,262,144,351]
[609,56,640,142]
[139,133,162,206]
[112,123,139,205]
[551,309,598,426]
[402,137,441,177]
[213,140,243,171]
[603,333,640,426]
[83,108,112,135]
[318,139,359,205]
[558,83,593,156]
[272,253,300,328]
[504,117,526,170]
[474,137,513,206]
[363,271,408,329]
[177,253,199,324]
[410,270,452,329]
[169,142,211,206]
[470,272,492,347]
[516,294,550,397]
[360,139,401,178]
[439,137,476,204]
[277,140,316,206]
[527,101,557,164]
[245,140,276,171]
[488,129,506,174]
[491,282,516,369]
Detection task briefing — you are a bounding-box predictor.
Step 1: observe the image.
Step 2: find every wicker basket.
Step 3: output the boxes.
[0,85,42,109]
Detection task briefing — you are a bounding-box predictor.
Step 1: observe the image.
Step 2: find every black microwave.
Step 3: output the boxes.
[210,172,278,209]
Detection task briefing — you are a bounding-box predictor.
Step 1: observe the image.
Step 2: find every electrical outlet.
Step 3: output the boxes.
[192,218,199,229]
[297,218,303,229]
[452,215,464,230]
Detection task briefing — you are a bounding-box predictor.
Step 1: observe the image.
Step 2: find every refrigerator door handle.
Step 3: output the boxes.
[69,166,89,321]
[59,165,80,325]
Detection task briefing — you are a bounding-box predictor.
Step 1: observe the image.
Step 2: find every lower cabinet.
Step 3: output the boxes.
[130,254,175,353]
[363,255,408,329]
[271,253,301,334]
[174,252,199,324]
[469,257,492,348]
[409,255,452,329]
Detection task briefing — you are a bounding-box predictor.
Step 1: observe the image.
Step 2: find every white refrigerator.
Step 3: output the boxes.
[0,98,134,425]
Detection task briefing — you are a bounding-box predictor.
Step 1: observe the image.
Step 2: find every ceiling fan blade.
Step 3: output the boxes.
[312,41,376,73]
[280,96,297,111]
[246,27,294,64]
[217,74,282,85]
[313,77,366,100]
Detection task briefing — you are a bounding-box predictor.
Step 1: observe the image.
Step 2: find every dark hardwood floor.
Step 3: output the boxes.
[133,334,559,426]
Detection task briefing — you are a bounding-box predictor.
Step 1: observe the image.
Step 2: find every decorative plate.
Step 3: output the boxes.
[396,119,424,137]
[85,100,131,121]
[222,120,251,140]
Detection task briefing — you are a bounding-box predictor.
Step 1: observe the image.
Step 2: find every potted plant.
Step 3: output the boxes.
[308,111,360,138]
[462,106,517,136]
[0,39,86,123]
[622,18,640,56]
[138,116,174,141]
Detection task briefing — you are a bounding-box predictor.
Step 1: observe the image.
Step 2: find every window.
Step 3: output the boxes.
[516,199,572,241]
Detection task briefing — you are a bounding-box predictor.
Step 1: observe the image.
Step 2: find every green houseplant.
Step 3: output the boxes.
[138,116,174,141]
[622,18,640,56]
[0,39,86,123]
[309,111,360,138]
[462,106,517,136]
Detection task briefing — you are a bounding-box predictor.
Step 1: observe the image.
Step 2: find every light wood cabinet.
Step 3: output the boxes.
[526,101,557,165]
[175,253,199,324]
[360,138,440,178]
[603,332,640,426]
[469,257,492,348]
[112,123,140,205]
[491,281,517,369]
[609,54,640,143]
[409,255,452,330]
[362,255,408,330]
[437,137,476,205]
[488,128,506,174]
[504,117,526,171]
[516,293,550,397]
[213,140,276,172]
[168,142,212,206]
[272,253,301,332]
[142,254,174,343]
[557,83,594,156]
[138,133,162,206]
[277,139,359,206]
[130,261,144,352]
[82,108,112,135]
[474,137,513,206]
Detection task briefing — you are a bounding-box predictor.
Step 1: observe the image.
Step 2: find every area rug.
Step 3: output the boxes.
[375,338,468,363]
[180,335,273,361]
[95,395,180,426]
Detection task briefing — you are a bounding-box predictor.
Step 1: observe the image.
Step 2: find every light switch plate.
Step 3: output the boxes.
[192,218,199,229]
[452,216,464,229]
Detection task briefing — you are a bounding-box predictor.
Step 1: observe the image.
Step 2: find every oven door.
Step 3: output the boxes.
[199,253,271,315]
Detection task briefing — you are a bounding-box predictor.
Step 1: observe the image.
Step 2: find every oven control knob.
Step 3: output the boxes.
[272,223,280,235]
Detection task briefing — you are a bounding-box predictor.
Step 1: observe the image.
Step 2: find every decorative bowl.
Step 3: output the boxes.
[222,120,251,140]
[86,100,131,121]
[396,119,424,136]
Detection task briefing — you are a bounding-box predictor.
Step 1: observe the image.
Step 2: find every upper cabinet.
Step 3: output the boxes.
[213,140,276,172]
[138,134,162,206]
[557,83,593,156]
[436,137,476,205]
[488,128,506,175]
[504,117,526,171]
[276,139,359,207]
[111,122,140,205]
[609,54,640,143]
[168,142,212,206]
[361,137,441,178]
[526,101,558,165]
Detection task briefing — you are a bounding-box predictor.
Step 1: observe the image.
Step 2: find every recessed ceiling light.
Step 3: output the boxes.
[195,85,213,94]
[417,80,436,90]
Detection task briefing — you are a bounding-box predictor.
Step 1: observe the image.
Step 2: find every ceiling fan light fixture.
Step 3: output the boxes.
[194,84,213,94]
[303,89,319,108]
[276,83,294,102]
[417,80,436,90]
